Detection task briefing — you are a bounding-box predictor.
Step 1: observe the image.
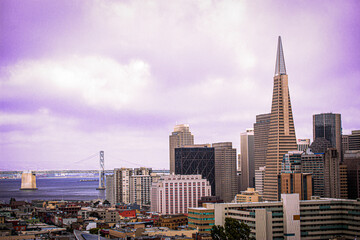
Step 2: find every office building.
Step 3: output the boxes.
[105,174,115,205]
[324,148,340,198]
[278,173,312,200]
[188,208,215,234]
[150,175,211,214]
[114,168,133,204]
[130,173,160,207]
[254,113,271,171]
[240,129,255,190]
[169,124,194,173]
[174,145,215,195]
[349,130,360,150]
[301,152,325,197]
[342,134,349,152]
[234,188,263,203]
[344,150,360,199]
[264,36,298,201]
[339,162,348,199]
[208,194,360,240]
[313,113,342,158]
[282,151,302,173]
[255,166,266,195]
[309,137,332,154]
[297,139,310,152]
[213,142,238,202]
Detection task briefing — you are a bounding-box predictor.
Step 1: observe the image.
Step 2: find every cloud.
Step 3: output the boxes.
[1,56,152,111]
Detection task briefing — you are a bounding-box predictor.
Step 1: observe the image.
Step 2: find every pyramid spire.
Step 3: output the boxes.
[275,36,287,76]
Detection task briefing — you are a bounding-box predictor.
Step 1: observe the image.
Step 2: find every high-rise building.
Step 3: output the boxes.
[309,137,332,154]
[278,173,313,200]
[114,168,133,204]
[169,124,194,173]
[281,151,302,173]
[240,129,255,190]
[344,150,360,199]
[297,139,310,152]
[254,113,271,171]
[150,174,211,214]
[313,113,342,158]
[349,130,360,150]
[130,173,160,207]
[105,174,115,205]
[279,151,313,200]
[301,152,325,197]
[339,163,348,199]
[213,142,238,202]
[324,148,340,198]
[255,166,266,195]
[264,36,298,201]
[174,145,215,195]
[342,135,349,153]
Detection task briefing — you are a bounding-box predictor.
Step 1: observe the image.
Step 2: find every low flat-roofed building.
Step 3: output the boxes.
[234,188,262,203]
[207,194,360,240]
[188,207,215,234]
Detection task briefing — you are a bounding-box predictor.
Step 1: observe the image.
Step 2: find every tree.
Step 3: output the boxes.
[211,218,253,240]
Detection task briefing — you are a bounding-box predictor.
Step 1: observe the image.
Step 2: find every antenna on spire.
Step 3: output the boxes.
[275,36,287,76]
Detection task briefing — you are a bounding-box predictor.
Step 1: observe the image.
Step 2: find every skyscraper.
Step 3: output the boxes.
[169,124,194,173]
[324,148,340,198]
[174,144,215,195]
[240,129,254,190]
[254,113,271,171]
[264,36,298,201]
[313,113,342,158]
[213,142,238,202]
[297,139,310,152]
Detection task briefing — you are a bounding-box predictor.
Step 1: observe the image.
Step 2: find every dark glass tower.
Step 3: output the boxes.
[175,146,215,195]
[313,113,342,158]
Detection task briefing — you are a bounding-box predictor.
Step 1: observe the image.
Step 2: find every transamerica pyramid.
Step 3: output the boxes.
[263,36,298,201]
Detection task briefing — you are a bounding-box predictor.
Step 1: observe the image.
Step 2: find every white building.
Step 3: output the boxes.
[255,166,265,195]
[151,174,211,214]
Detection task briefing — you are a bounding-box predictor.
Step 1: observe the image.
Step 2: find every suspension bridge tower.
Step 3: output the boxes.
[96,151,106,190]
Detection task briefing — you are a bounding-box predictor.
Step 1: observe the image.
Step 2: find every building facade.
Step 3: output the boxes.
[209,194,360,240]
[324,148,340,198]
[344,150,360,199]
[301,152,325,197]
[174,145,215,195]
[349,130,360,150]
[150,175,211,215]
[234,188,262,203]
[213,142,238,202]
[255,166,266,195]
[114,168,133,204]
[169,124,194,173]
[188,208,215,234]
[297,139,310,152]
[264,36,298,201]
[105,174,115,204]
[130,174,159,207]
[254,113,271,171]
[313,113,342,158]
[240,129,255,190]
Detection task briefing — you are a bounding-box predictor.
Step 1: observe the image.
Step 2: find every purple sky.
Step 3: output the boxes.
[1,0,360,171]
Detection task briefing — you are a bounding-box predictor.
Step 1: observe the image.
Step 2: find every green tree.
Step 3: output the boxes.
[211,218,253,240]
[89,228,100,234]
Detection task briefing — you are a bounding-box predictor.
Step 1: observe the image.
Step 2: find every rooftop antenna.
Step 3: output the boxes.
[96,151,105,190]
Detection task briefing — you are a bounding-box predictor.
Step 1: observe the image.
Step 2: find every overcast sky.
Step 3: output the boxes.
[1,0,359,171]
